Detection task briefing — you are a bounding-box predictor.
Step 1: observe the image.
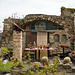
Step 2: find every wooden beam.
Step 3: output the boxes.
[14,23,24,31]
[25,48,54,51]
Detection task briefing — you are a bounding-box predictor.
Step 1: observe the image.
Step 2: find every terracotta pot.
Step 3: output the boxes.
[8,54,12,57]
[33,62,41,67]
[72,52,75,54]
[22,59,26,61]
[0,56,3,58]
[60,44,66,48]
[43,46,46,49]
[63,62,72,64]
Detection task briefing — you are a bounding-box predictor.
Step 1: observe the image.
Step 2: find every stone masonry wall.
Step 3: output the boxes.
[2,20,13,48]
[13,30,22,61]
[37,32,47,58]
[24,15,74,50]
[2,15,74,51]
[1,17,23,49]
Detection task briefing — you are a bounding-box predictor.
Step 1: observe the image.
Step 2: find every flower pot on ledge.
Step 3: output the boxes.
[60,44,66,48]
[72,51,75,58]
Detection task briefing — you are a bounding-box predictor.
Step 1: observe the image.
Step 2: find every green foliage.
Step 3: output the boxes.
[61,6,75,13]
[50,56,60,74]
[23,53,60,75]
[61,10,72,16]
[61,6,75,16]
[11,57,25,69]
[0,59,14,72]
[0,50,62,75]
[61,6,66,12]
[0,47,9,57]
[8,48,13,53]
[0,57,25,73]
[63,57,71,64]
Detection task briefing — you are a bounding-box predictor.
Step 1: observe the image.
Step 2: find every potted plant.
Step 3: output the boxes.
[60,44,66,48]
[33,62,41,67]
[71,51,75,58]
[43,45,46,49]
[41,56,49,66]
[40,45,42,49]
[63,57,72,64]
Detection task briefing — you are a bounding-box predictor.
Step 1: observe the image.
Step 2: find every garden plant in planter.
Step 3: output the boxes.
[71,51,75,58]
[41,56,49,66]
[63,57,72,64]
[33,62,41,67]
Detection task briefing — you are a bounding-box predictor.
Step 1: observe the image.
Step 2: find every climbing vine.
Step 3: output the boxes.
[61,6,75,16]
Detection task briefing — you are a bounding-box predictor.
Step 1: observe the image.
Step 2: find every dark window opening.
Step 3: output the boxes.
[54,34,59,42]
[47,32,50,43]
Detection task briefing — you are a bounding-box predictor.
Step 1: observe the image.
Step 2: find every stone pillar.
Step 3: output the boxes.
[13,30,22,61]
[37,32,47,58]
[22,32,26,49]
[49,33,54,42]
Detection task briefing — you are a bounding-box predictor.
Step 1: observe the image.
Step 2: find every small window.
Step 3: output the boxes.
[54,34,59,42]
[61,35,66,43]
[26,26,30,30]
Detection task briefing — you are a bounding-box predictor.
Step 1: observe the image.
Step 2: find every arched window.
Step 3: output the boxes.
[61,35,67,43]
[40,21,45,25]
[54,34,59,42]
[35,21,46,30]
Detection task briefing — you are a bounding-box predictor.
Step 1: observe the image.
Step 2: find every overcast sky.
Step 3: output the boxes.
[0,0,75,33]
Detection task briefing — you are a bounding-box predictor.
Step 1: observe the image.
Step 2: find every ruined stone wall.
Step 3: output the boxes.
[53,16,74,50]
[24,15,74,50]
[49,30,71,54]
[1,18,22,49]
[2,19,13,48]
[2,15,74,51]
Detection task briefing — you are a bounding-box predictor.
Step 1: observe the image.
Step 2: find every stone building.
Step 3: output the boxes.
[1,13,75,60]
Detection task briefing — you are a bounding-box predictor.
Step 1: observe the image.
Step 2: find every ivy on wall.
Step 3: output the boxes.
[61,6,75,16]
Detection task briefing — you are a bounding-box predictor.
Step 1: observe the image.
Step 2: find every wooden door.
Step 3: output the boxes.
[26,32,37,47]
[31,32,37,46]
